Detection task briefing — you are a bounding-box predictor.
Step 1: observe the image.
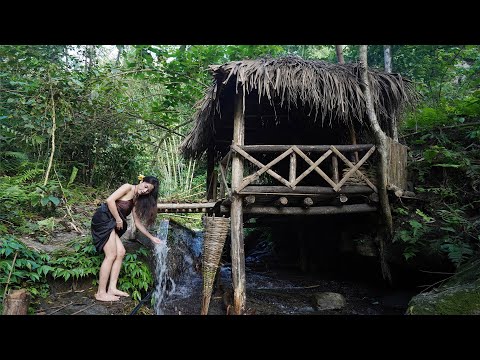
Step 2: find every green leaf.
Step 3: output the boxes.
[67,166,78,186]
[48,196,60,206]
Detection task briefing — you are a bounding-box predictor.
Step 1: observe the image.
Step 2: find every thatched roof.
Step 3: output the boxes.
[180,56,418,159]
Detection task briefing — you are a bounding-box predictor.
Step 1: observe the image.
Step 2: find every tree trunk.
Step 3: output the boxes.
[383,45,392,73]
[336,45,359,162]
[335,45,345,64]
[383,45,398,141]
[115,45,124,65]
[43,73,57,186]
[3,289,30,315]
[359,45,392,282]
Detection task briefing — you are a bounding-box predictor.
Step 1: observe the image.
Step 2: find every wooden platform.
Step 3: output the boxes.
[157,202,216,213]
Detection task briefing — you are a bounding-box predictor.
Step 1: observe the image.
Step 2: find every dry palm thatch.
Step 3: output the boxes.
[180,56,419,159]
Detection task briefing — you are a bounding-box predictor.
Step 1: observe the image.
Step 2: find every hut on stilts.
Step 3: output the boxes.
[180,55,418,315]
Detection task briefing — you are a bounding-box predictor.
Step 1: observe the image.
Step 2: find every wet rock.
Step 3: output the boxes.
[312,292,346,311]
[407,260,480,315]
[136,219,202,283]
[408,283,480,315]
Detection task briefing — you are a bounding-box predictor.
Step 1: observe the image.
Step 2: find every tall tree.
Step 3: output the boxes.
[383,45,398,141]
[359,45,392,282]
[335,45,345,64]
[383,45,392,73]
[336,45,359,162]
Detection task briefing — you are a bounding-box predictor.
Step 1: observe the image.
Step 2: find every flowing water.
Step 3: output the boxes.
[149,220,416,315]
[152,219,176,315]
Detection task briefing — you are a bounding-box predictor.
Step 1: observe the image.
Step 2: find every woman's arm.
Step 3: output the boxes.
[106,183,132,229]
[132,207,162,244]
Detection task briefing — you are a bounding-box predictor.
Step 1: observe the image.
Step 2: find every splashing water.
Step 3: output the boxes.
[152,219,176,315]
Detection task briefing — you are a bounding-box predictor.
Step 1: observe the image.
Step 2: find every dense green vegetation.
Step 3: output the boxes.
[1,45,479,311]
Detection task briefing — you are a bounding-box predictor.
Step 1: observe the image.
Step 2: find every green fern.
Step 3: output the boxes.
[440,241,473,268]
[1,151,29,161]
[16,167,44,183]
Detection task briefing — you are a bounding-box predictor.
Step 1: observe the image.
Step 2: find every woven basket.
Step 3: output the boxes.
[201,215,230,315]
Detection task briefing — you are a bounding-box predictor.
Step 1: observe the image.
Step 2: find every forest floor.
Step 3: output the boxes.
[32,264,415,316]
[20,204,415,316]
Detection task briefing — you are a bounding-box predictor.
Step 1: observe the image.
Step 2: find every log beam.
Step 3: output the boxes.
[240,185,374,195]
[220,204,377,215]
[239,144,374,153]
[274,197,289,206]
[303,197,314,207]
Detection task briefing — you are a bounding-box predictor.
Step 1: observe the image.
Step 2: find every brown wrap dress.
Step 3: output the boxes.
[91,198,135,253]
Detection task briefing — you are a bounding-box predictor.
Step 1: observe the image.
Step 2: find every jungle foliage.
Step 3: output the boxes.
[1,45,479,306]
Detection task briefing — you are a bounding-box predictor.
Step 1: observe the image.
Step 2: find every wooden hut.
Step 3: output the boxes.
[180,55,418,314]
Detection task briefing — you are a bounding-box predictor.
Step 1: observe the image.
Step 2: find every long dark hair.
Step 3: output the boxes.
[134,175,159,226]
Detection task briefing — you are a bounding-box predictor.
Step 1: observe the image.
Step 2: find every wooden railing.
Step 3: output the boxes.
[218,144,377,197]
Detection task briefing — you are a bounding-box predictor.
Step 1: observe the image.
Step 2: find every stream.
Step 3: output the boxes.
[152,221,418,315]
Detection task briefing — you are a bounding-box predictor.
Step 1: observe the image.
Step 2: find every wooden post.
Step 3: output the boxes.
[206,147,215,201]
[2,289,30,315]
[230,88,246,315]
[350,124,360,163]
[289,152,296,184]
[211,171,218,201]
[331,154,339,184]
[219,169,226,199]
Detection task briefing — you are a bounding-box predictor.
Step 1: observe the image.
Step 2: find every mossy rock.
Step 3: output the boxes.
[407,260,480,315]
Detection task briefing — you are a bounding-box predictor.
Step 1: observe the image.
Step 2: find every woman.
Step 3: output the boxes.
[91,175,162,302]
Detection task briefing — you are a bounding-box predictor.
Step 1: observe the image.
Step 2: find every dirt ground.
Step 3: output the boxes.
[32,263,414,316]
[34,279,143,315]
[21,207,414,316]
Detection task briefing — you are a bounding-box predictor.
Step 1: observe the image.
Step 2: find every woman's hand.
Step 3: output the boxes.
[151,236,164,245]
[115,220,123,230]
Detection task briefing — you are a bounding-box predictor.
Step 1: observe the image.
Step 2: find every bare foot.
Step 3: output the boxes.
[109,289,129,297]
[95,293,120,302]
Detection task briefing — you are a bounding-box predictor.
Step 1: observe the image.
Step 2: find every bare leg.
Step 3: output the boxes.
[108,233,129,297]
[95,230,120,302]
